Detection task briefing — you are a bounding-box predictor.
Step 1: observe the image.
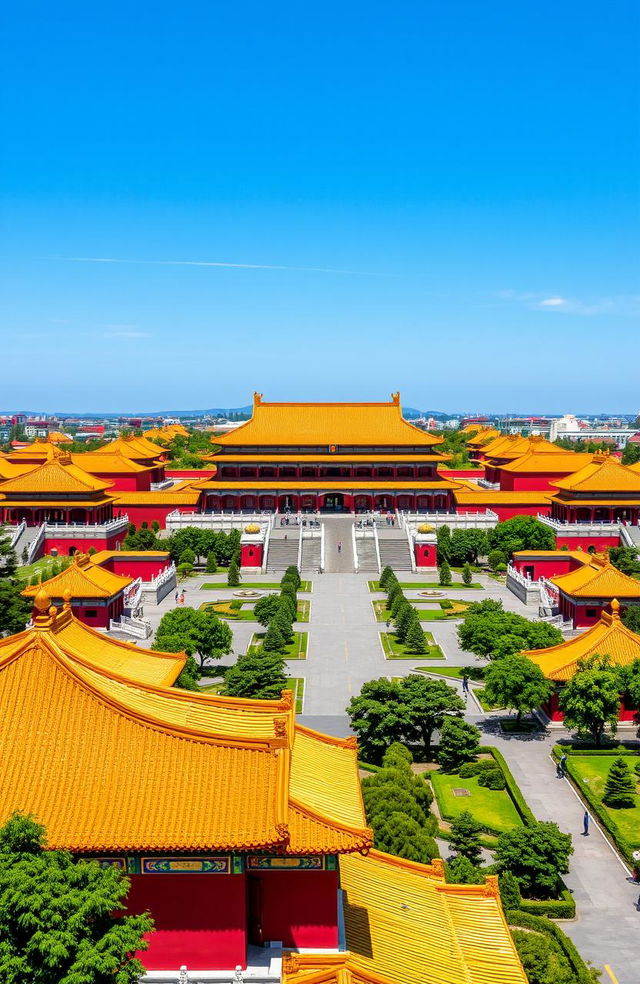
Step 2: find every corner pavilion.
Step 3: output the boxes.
[0,593,526,981]
[199,393,460,514]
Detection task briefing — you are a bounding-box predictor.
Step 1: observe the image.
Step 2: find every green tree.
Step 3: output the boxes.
[621,442,640,466]
[393,599,414,642]
[122,524,158,550]
[449,809,483,864]
[462,562,473,585]
[179,548,195,566]
[495,821,573,898]
[153,607,232,668]
[437,525,452,564]
[445,855,486,885]
[0,531,17,576]
[603,756,636,808]
[173,653,201,691]
[449,530,488,566]
[512,930,574,984]
[381,741,413,768]
[253,594,281,627]
[223,650,288,699]
[438,717,480,772]
[262,620,287,653]
[498,869,522,910]
[458,609,563,659]
[0,579,32,635]
[400,674,465,759]
[387,581,404,610]
[438,560,452,586]
[379,565,395,590]
[404,617,428,654]
[206,551,218,573]
[608,546,640,577]
[227,558,241,586]
[622,606,640,634]
[372,812,439,864]
[483,653,553,725]
[283,565,301,590]
[488,548,507,570]
[347,678,408,765]
[488,516,555,557]
[558,655,621,745]
[271,606,294,644]
[0,813,152,983]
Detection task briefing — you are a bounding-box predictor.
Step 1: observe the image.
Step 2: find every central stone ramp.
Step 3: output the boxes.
[322,516,356,573]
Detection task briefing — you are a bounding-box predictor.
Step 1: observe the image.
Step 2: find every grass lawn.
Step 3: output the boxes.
[198,680,224,693]
[201,599,310,622]
[249,631,308,660]
[202,580,312,592]
[474,687,504,711]
[414,666,468,679]
[379,630,444,660]
[373,600,470,622]
[567,754,640,848]
[287,676,305,713]
[430,769,522,834]
[15,556,73,583]
[368,579,482,592]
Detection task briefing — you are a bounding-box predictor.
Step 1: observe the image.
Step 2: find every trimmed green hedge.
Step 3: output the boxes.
[552,744,637,864]
[518,889,576,919]
[553,744,639,756]
[506,910,596,984]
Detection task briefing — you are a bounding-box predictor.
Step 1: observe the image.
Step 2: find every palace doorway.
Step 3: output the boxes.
[322,493,345,512]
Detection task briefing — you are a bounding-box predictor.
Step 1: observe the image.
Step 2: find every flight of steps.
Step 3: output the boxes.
[266,530,300,572]
[300,536,321,572]
[355,536,379,573]
[377,529,414,571]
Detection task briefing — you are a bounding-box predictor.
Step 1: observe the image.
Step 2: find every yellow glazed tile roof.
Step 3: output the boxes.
[512,549,591,564]
[498,451,591,474]
[71,452,154,474]
[0,452,113,496]
[524,601,640,680]
[89,549,170,564]
[551,556,640,599]
[111,488,203,505]
[91,435,166,460]
[6,440,57,459]
[204,453,449,463]
[200,480,460,491]
[551,452,640,492]
[214,394,443,447]
[337,850,527,984]
[22,553,133,600]
[0,601,370,854]
[0,459,37,480]
[484,435,561,462]
[47,431,73,443]
[465,427,501,448]
[454,489,552,505]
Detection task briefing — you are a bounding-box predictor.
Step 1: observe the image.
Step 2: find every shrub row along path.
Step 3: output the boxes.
[477,722,639,984]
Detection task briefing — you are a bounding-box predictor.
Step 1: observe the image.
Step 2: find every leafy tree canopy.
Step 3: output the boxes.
[0,813,152,984]
[488,517,555,557]
[437,717,481,772]
[558,655,621,745]
[223,650,288,700]
[153,607,232,668]
[483,653,553,724]
[495,821,573,898]
[458,609,562,659]
[0,578,32,636]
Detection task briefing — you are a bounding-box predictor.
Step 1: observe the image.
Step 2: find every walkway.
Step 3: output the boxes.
[322,516,356,573]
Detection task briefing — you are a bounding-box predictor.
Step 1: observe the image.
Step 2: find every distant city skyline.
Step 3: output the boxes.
[2,1,638,409]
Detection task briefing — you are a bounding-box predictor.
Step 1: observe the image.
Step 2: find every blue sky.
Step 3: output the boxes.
[1,1,639,413]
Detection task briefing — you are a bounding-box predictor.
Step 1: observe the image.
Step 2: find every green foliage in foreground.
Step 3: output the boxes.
[0,813,152,983]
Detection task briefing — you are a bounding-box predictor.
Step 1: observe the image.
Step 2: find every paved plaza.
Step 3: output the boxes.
[139,557,638,982]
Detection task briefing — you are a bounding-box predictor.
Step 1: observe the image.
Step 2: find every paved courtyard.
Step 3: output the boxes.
[138,563,638,982]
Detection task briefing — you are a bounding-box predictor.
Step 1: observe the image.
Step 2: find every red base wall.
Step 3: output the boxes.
[512,556,586,580]
[249,870,338,949]
[555,534,621,550]
[414,543,437,568]
[545,691,637,723]
[100,556,170,579]
[44,532,126,556]
[241,543,263,568]
[166,469,216,480]
[457,503,549,520]
[113,504,196,529]
[127,873,247,971]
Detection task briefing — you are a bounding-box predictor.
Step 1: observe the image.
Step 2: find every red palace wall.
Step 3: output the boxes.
[90,473,153,492]
[100,555,170,580]
[127,873,247,971]
[512,556,585,580]
[249,870,339,949]
[44,531,126,557]
[414,543,437,568]
[30,596,123,628]
[499,473,572,492]
[457,502,548,520]
[241,543,263,568]
[555,534,621,551]
[544,690,637,723]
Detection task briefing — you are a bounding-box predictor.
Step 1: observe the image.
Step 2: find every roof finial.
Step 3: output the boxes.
[391,391,400,406]
[62,589,72,610]
[34,588,50,612]
[611,598,621,619]
[254,392,263,406]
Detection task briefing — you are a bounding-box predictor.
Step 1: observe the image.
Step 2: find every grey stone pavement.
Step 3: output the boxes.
[135,554,638,981]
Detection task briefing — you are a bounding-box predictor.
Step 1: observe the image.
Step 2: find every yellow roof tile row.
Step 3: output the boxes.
[524,601,640,680]
[0,600,371,855]
[204,453,450,464]
[214,394,443,447]
[498,451,592,474]
[0,454,112,495]
[551,557,640,599]
[551,453,640,492]
[22,553,132,600]
[199,479,459,491]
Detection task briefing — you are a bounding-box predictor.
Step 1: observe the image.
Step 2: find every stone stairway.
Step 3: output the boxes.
[11,523,45,563]
[355,536,379,573]
[622,524,640,547]
[377,529,413,571]
[300,535,321,573]
[266,530,300,571]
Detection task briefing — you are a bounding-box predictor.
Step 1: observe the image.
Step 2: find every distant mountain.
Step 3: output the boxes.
[402,407,448,420]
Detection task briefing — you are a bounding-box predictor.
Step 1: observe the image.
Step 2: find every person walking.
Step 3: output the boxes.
[583,810,590,836]
[558,753,568,778]
[174,590,179,603]
[462,674,470,696]
[337,541,342,554]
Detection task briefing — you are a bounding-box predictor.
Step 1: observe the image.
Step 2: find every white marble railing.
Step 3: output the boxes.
[166,510,271,532]
[27,525,46,564]
[43,515,130,537]
[141,562,176,590]
[399,510,499,529]
[109,614,151,639]
[537,514,621,534]
[5,520,26,548]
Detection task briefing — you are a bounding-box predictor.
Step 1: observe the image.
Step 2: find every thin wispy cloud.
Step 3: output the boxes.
[54,256,383,276]
[495,290,640,316]
[102,327,151,339]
